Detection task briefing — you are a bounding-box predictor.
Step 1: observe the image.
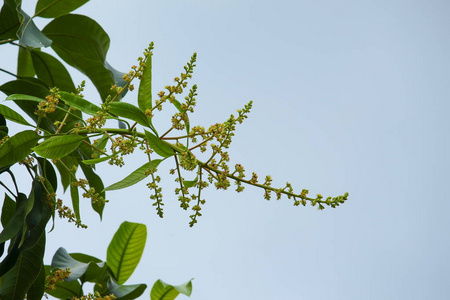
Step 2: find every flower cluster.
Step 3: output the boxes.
[154,53,196,113]
[45,189,86,228]
[108,134,138,167]
[71,292,116,300]
[45,268,71,290]
[71,178,106,205]
[35,87,60,117]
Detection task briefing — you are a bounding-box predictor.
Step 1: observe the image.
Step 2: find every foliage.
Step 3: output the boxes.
[0,0,348,298]
[45,221,192,300]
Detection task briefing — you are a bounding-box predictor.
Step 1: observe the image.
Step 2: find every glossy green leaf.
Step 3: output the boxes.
[138,53,152,111]
[0,0,20,40]
[44,265,83,298]
[17,9,52,48]
[21,180,53,251]
[35,0,89,18]
[107,278,147,300]
[0,233,21,277]
[107,221,147,284]
[109,102,152,128]
[0,104,32,126]
[103,159,162,191]
[1,79,49,98]
[26,182,44,230]
[150,279,193,300]
[0,232,46,300]
[0,193,28,244]
[0,130,40,167]
[33,134,85,159]
[0,80,57,132]
[5,93,83,130]
[36,157,58,192]
[82,153,115,165]
[42,14,116,101]
[5,93,46,103]
[66,253,107,285]
[51,247,104,282]
[26,262,45,300]
[59,91,102,116]
[183,177,198,188]
[69,253,102,264]
[1,194,15,228]
[145,130,174,158]
[18,47,36,77]
[31,51,76,92]
[70,183,80,220]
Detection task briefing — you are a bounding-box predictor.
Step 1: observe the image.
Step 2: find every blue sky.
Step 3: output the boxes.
[1,1,449,299]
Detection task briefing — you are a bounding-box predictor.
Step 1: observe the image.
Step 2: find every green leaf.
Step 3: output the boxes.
[80,163,105,219]
[0,232,46,300]
[0,130,40,167]
[0,193,29,244]
[109,102,152,128]
[51,247,102,281]
[67,253,107,285]
[145,130,174,158]
[59,91,102,115]
[0,80,58,132]
[138,52,152,111]
[103,160,162,191]
[107,221,147,284]
[21,180,53,251]
[18,47,36,77]
[4,93,83,131]
[1,79,49,98]
[36,157,58,192]
[82,153,115,165]
[33,134,85,159]
[35,0,89,18]
[183,177,198,188]
[17,9,52,48]
[150,279,193,300]
[42,14,117,101]
[31,51,76,92]
[44,265,83,298]
[0,0,20,40]
[70,182,80,220]
[1,194,16,228]
[106,278,147,300]
[69,253,102,264]
[0,104,32,126]
[26,262,45,300]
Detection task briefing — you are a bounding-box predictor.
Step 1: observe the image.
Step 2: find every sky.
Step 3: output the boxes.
[1,0,450,299]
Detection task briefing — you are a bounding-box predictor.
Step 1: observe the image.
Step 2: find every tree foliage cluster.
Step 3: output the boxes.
[0,0,348,298]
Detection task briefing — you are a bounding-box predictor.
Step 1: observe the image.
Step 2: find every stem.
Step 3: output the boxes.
[0,39,15,45]
[198,161,345,205]
[6,169,19,195]
[160,126,174,139]
[173,153,188,202]
[188,136,213,152]
[81,140,108,156]
[0,67,17,77]
[0,181,16,198]
[55,111,71,134]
